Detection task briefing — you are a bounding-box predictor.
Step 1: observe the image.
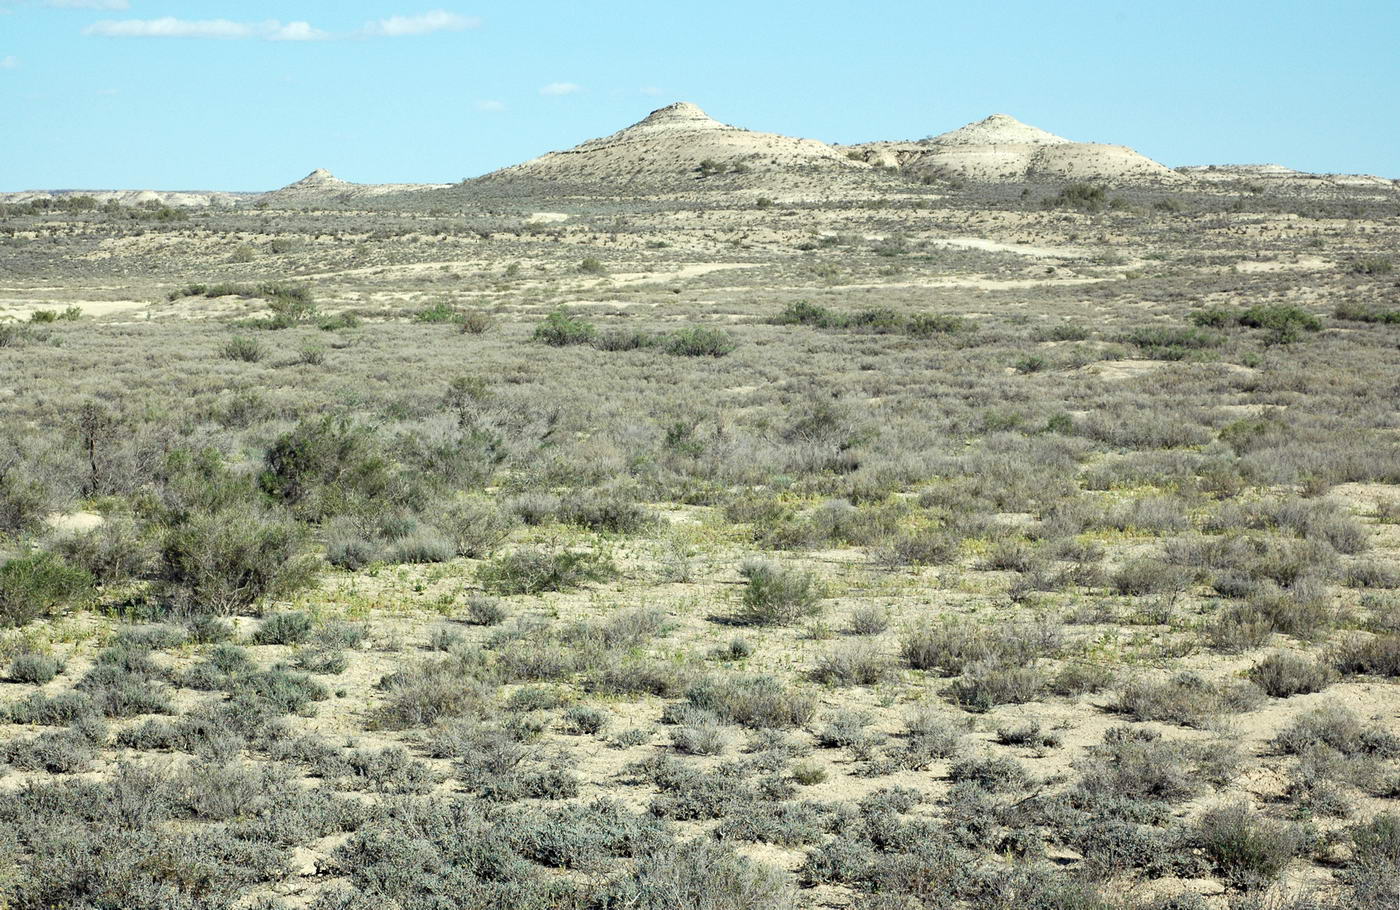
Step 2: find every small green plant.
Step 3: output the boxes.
[220,336,266,363]
[415,300,460,324]
[663,326,736,357]
[736,559,822,625]
[533,309,597,346]
[577,257,607,275]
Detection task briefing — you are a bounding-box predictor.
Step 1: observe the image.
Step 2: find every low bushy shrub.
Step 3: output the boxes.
[0,551,93,628]
[477,545,615,594]
[735,559,821,625]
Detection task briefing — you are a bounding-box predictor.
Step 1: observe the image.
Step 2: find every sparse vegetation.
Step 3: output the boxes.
[2,133,1399,910]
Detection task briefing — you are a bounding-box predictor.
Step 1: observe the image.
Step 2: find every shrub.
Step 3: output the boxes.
[1125,325,1223,358]
[1340,814,1400,909]
[604,838,795,910]
[459,309,494,334]
[578,257,607,275]
[847,605,890,635]
[670,716,731,755]
[664,326,736,357]
[414,300,459,324]
[1,721,103,773]
[55,517,156,585]
[948,660,1044,712]
[735,559,821,625]
[907,313,970,336]
[559,706,609,736]
[1333,633,1400,676]
[370,658,492,730]
[466,596,507,625]
[1349,256,1393,276]
[900,618,1058,675]
[0,551,93,628]
[259,417,398,519]
[1194,803,1306,889]
[771,300,845,328]
[810,642,895,686]
[1271,704,1400,757]
[1115,673,1265,728]
[686,674,817,729]
[1238,304,1323,343]
[1050,182,1107,212]
[1113,558,1193,596]
[220,336,267,362]
[387,526,456,564]
[477,545,615,595]
[534,308,596,346]
[558,488,654,534]
[1247,652,1334,697]
[253,611,314,645]
[438,498,516,558]
[948,753,1032,792]
[159,505,319,615]
[8,651,62,684]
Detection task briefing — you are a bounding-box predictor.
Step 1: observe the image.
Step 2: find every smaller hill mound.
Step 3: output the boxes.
[846,114,1181,184]
[1178,164,1398,194]
[928,113,1069,147]
[254,168,447,206]
[476,101,867,193]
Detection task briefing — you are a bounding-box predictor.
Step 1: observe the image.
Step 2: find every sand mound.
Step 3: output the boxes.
[928,113,1069,147]
[255,168,448,205]
[847,113,1181,184]
[479,101,864,190]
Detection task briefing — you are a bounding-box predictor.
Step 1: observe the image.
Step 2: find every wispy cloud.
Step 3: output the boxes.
[362,10,478,36]
[44,0,129,9]
[87,18,264,38]
[85,10,476,40]
[540,82,581,96]
[640,86,663,96]
[269,21,329,41]
[476,99,506,112]
[0,55,18,68]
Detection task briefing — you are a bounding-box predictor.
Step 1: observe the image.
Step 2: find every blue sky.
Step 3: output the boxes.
[2,0,1397,191]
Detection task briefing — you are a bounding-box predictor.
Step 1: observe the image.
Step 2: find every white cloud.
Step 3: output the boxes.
[268,21,329,41]
[86,17,256,38]
[476,99,506,112]
[362,10,479,37]
[84,17,332,40]
[640,86,662,96]
[44,0,130,9]
[85,11,476,40]
[540,82,581,96]
[0,55,17,68]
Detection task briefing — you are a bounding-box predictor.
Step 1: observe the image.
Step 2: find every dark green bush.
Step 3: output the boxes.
[533,308,597,346]
[663,325,736,357]
[220,335,266,362]
[159,504,319,616]
[0,551,93,628]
